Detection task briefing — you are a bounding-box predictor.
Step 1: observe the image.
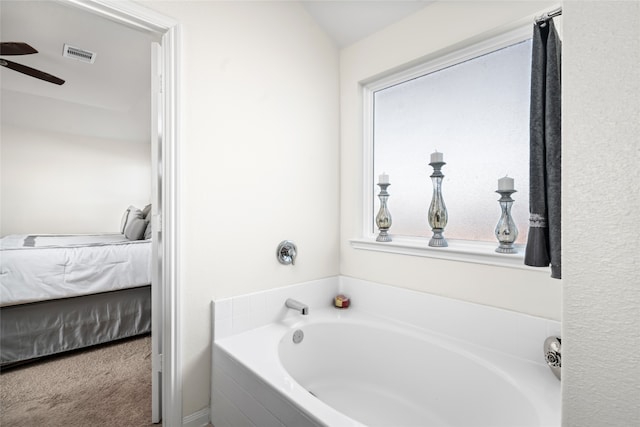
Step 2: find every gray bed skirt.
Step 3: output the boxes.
[0,285,151,367]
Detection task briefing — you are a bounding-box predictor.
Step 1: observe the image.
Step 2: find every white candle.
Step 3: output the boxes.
[498,175,515,191]
[378,172,389,184]
[430,151,443,163]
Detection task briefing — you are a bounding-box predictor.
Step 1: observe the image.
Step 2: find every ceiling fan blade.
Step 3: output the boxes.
[0,42,38,56]
[0,59,65,85]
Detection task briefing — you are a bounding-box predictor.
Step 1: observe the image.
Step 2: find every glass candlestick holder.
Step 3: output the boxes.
[495,189,518,253]
[428,161,448,247]
[375,182,392,242]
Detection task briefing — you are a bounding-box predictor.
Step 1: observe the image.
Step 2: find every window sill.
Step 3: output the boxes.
[350,235,547,271]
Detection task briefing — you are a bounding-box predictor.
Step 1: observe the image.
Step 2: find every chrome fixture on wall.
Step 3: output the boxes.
[285,298,308,315]
[544,336,561,380]
[277,240,297,265]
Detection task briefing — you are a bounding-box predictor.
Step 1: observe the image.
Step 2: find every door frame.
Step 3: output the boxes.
[63,1,182,424]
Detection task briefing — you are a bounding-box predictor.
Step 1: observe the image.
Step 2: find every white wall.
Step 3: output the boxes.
[340,1,561,321]
[0,124,150,236]
[563,1,640,425]
[142,1,340,417]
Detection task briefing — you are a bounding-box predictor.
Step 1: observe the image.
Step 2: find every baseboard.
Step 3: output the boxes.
[183,408,210,427]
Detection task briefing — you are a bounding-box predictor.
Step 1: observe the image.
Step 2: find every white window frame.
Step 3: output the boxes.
[351,23,546,271]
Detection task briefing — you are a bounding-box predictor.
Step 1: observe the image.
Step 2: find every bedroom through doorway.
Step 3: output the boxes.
[0,0,180,424]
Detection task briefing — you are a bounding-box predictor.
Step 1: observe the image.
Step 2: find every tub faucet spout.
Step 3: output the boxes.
[285,298,309,315]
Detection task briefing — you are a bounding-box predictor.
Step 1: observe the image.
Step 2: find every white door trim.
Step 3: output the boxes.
[62,1,182,425]
[150,41,162,423]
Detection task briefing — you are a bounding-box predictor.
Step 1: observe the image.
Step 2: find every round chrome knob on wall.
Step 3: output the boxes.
[277,240,297,265]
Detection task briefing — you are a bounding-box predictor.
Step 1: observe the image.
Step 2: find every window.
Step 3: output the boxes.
[356,26,535,267]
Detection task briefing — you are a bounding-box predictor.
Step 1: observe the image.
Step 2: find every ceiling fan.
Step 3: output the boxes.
[0,42,65,85]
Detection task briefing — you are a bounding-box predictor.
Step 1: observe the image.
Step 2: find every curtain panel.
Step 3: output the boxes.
[525,19,562,279]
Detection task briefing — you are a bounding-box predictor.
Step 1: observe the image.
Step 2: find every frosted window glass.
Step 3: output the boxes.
[373,39,532,243]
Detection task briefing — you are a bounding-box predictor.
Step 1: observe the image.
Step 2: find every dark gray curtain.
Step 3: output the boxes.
[525,19,562,279]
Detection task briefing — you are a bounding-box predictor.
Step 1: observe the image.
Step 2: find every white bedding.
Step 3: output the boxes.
[0,234,151,307]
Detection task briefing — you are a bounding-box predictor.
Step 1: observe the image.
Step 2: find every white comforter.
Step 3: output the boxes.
[0,234,151,307]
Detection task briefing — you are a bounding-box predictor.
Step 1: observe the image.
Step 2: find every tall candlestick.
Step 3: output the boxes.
[430,150,443,163]
[378,173,389,184]
[427,159,448,247]
[375,183,392,242]
[498,176,514,191]
[495,188,518,254]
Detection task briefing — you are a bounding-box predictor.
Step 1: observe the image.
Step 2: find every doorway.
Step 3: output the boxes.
[58,1,181,423]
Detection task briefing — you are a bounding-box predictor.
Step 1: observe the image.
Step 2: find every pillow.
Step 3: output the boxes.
[142,204,151,219]
[125,212,148,240]
[143,221,152,240]
[120,205,138,234]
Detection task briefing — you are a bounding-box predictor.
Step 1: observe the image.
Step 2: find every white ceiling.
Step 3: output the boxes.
[0,1,433,142]
[302,1,433,48]
[0,0,159,142]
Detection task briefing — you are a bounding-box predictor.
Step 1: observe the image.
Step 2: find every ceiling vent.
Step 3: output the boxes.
[62,44,96,64]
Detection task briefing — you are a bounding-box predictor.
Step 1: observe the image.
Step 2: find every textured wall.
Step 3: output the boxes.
[562,1,640,425]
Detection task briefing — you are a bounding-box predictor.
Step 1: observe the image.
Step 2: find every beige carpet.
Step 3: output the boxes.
[0,335,156,427]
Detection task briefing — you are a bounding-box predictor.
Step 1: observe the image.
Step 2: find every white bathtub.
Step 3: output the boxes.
[212,277,560,427]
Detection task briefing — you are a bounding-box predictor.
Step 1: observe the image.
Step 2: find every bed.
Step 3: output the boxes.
[0,207,153,367]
